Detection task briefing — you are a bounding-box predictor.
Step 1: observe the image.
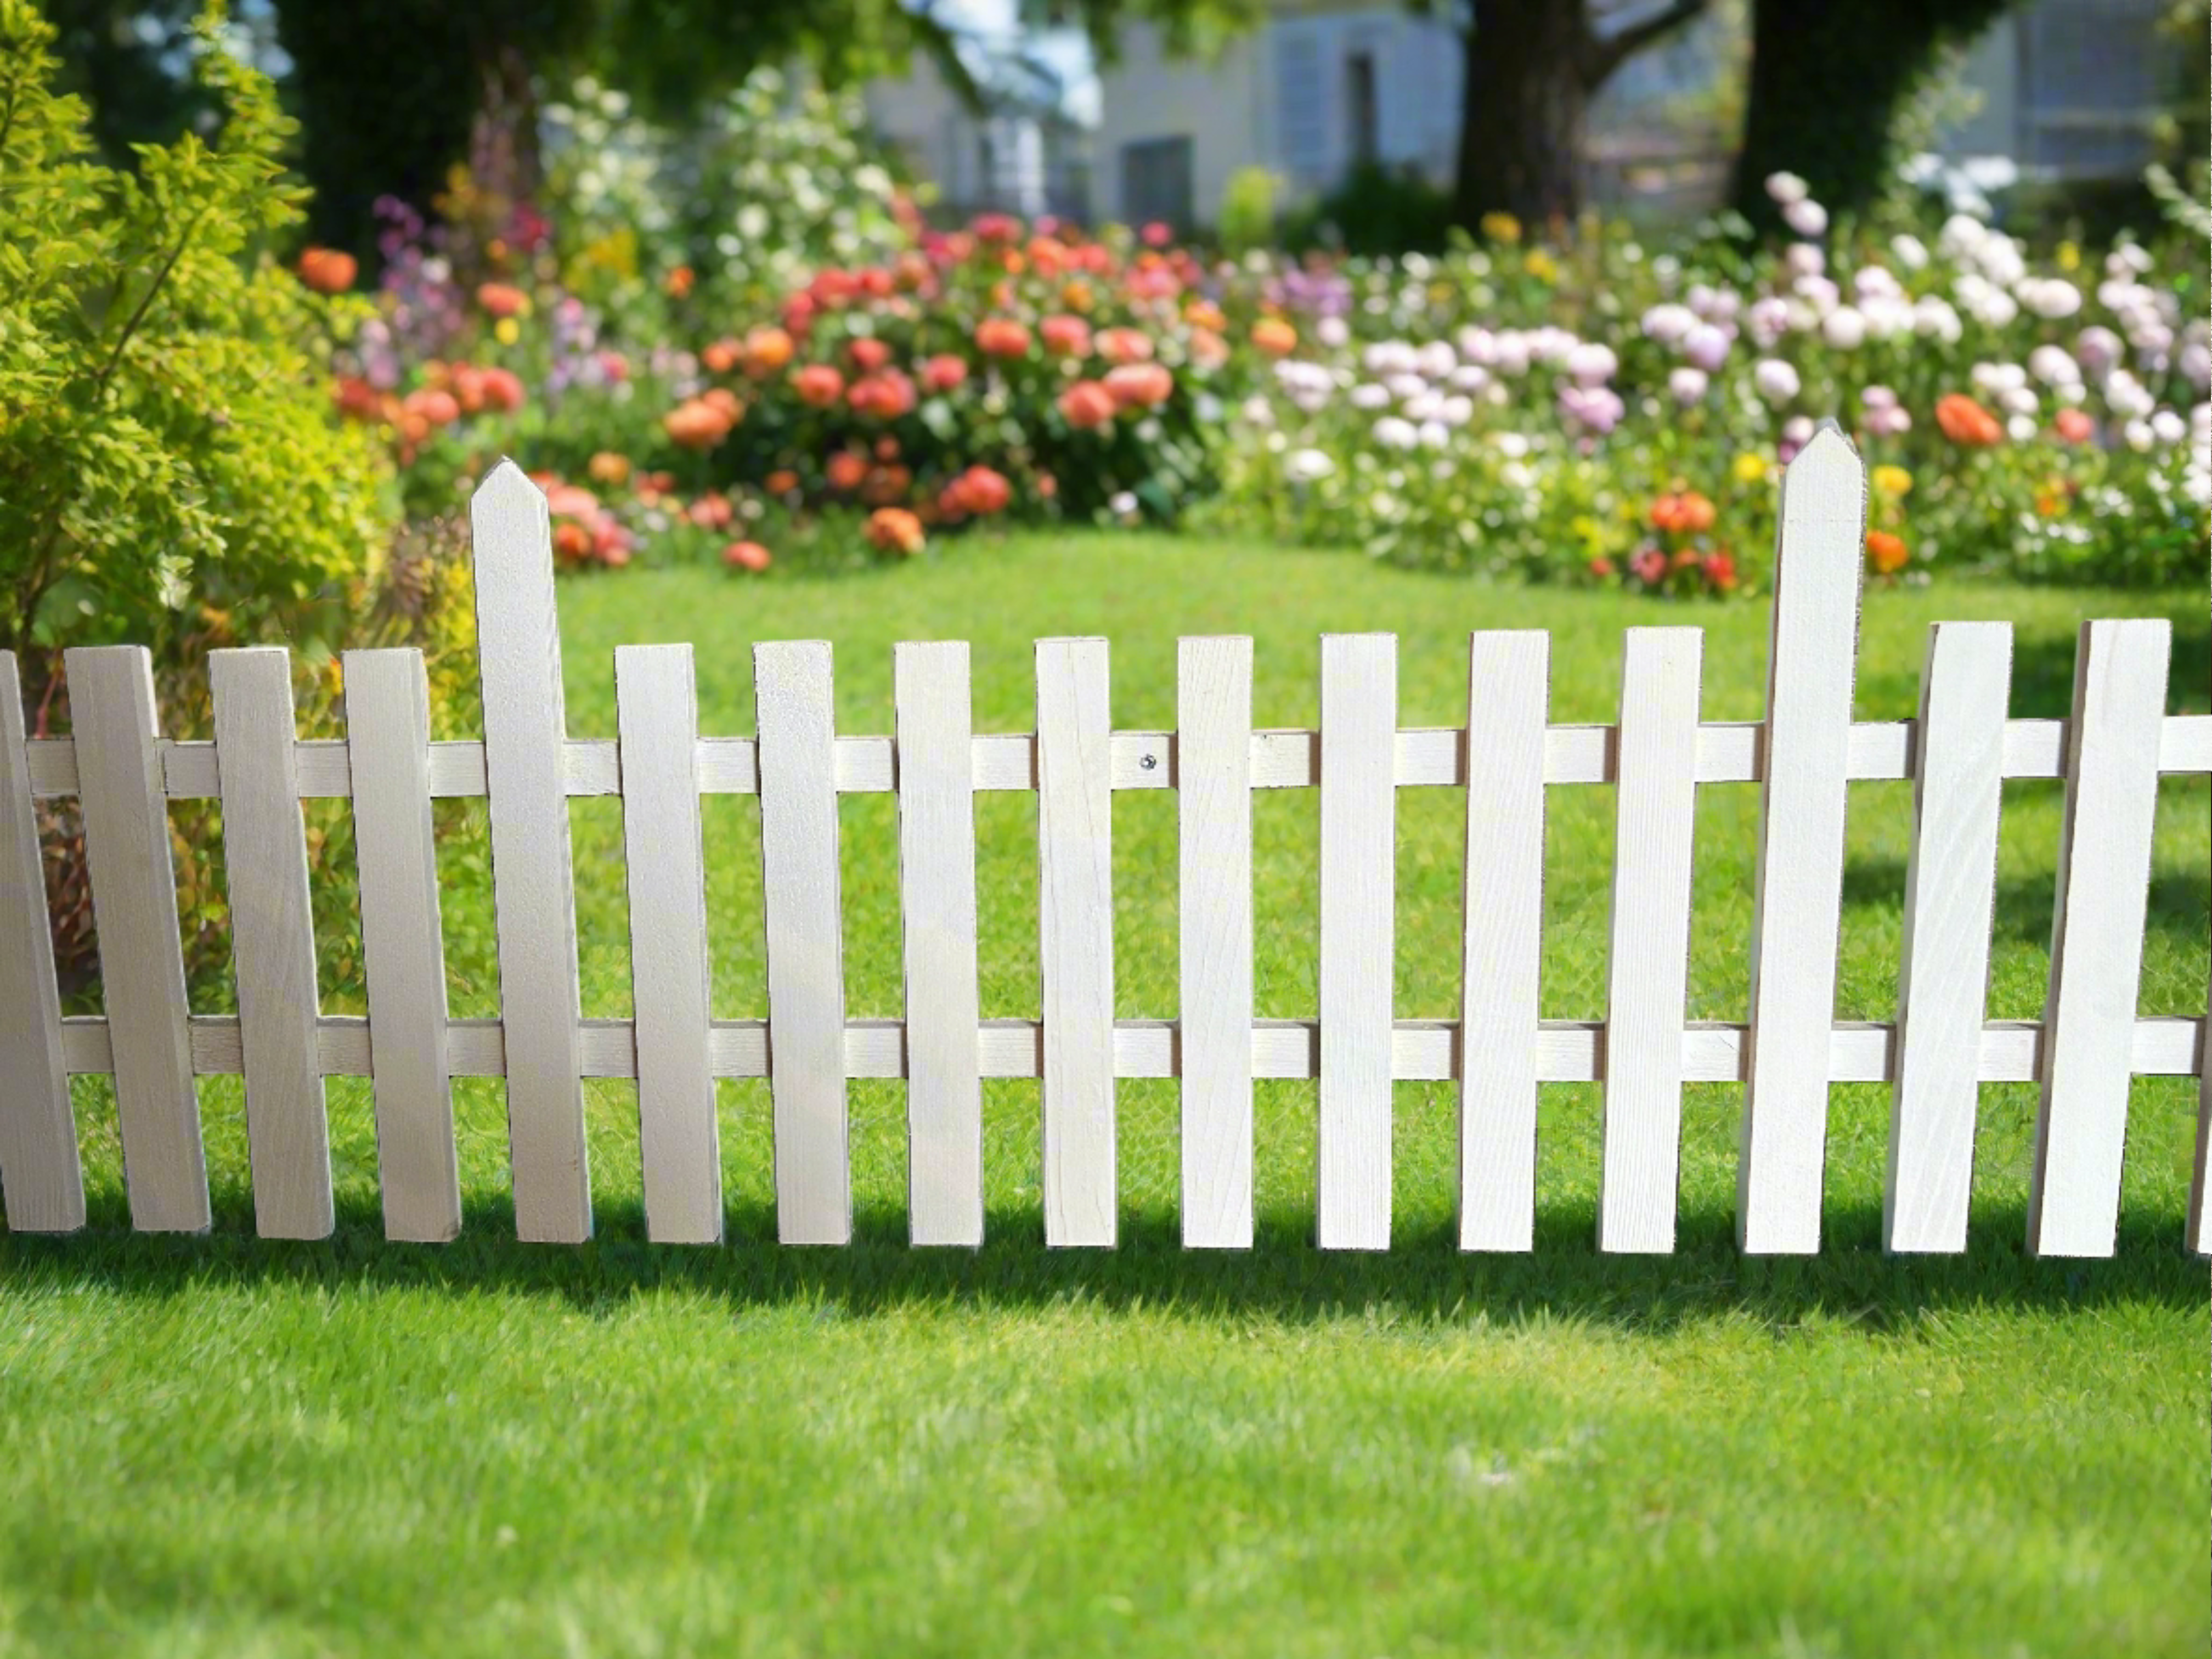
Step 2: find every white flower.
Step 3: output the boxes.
[1565,342,1618,385]
[1938,213,1988,259]
[1491,334,1532,376]
[1239,394,1274,427]
[1285,447,1336,481]
[1317,316,1350,349]
[1913,296,1963,343]
[1448,364,1492,392]
[1492,432,1531,459]
[1890,233,1930,270]
[1641,303,1696,345]
[1385,372,1429,401]
[2151,408,2186,445]
[1971,360,2027,394]
[1437,394,1476,426]
[1363,341,1417,375]
[1109,490,1140,520]
[1782,198,1829,238]
[1753,358,1801,404]
[2016,278,2082,319]
[1373,416,1420,450]
[1821,307,1867,349]
[1668,366,1709,405]
[2028,345,2080,387]
[1418,420,1450,449]
[1350,382,1391,410]
[1764,171,1809,205]
[2006,413,2039,443]
[1415,341,1457,379]
[2107,241,2153,276]
[1784,242,1826,279]
[2104,371,2155,420]
[1999,386,2038,417]
[2123,418,2155,452]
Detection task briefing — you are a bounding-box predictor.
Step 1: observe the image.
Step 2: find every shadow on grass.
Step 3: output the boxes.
[5,1188,2204,1333]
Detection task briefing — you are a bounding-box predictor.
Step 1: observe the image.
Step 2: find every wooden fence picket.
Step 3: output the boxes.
[343,648,461,1243]
[1597,628,1702,1254]
[895,641,984,1248]
[1886,622,2011,1254]
[1457,631,1549,1253]
[65,645,207,1232]
[755,640,852,1246]
[2027,619,2170,1258]
[2191,951,2211,1257]
[616,645,721,1245]
[0,651,82,1232]
[210,647,334,1240]
[472,461,592,1243]
[1036,637,1116,1247]
[1318,634,1396,1251]
[1178,636,1254,1250]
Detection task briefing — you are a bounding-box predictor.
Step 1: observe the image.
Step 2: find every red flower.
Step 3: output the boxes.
[1140,220,1173,248]
[663,398,736,449]
[975,317,1032,358]
[921,354,968,392]
[1096,326,1154,365]
[723,540,772,572]
[1103,362,1173,410]
[297,247,357,294]
[1040,314,1093,358]
[950,465,1012,516]
[688,493,735,530]
[971,212,1022,244]
[479,366,526,412]
[2053,407,2095,444]
[848,368,917,420]
[1057,380,1118,429]
[849,337,891,372]
[826,452,868,492]
[792,364,846,408]
[1934,393,2004,447]
[476,282,529,319]
[1650,491,1716,535]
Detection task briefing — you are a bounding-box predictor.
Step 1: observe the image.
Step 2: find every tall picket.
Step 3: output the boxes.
[0,652,82,1232]
[472,462,591,1243]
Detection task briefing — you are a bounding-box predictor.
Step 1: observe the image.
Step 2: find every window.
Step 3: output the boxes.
[1121,136,1194,232]
[1346,50,1379,167]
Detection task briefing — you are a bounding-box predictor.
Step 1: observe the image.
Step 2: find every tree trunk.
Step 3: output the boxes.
[1453,0,1592,231]
[1732,0,2011,229]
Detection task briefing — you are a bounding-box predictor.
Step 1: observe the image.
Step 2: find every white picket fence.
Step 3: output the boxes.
[1,430,2206,1257]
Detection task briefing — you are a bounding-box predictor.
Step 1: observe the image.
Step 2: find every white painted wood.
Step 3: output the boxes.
[1886,623,2010,1254]
[0,653,81,1232]
[617,645,721,1245]
[343,649,461,1243]
[1318,634,1396,1251]
[1739,427,1866,1255]
[2190,953,2210,1257]
[1596,628,1703,1254]
[66,646,206,1232]
[1458,632,1548,1252]
[472,462,591,1243]
[1036,637,1116,1247]
[894,641,984,1247]
[2027,619,2170,1259]
[210,649,333,1239]
[1178,636,1254,1249]
[754,640,850,1245]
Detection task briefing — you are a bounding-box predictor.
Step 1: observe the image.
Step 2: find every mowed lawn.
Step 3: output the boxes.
[2,531,2207,1657]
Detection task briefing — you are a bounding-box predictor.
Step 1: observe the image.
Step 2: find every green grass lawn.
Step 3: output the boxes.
[3,532,2207,1657]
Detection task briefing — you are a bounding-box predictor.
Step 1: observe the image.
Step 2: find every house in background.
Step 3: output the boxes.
[1935,0,2179,182]
[865,40,1092,222]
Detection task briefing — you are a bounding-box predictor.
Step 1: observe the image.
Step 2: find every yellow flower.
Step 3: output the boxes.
[2056,240,2080,273]
[494,317,521,346]
[1480,211,1522,244]
[1522,249,1558,283]
[1731,452,1769,485]
[1871,463,1912,497]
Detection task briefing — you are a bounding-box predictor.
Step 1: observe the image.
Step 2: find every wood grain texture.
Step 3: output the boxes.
[1458,632,1548,1252]
[343,649,461,1243]
[2027,618,2170,1259]
[0,652,81,1232]
[210,649,333,1239]
[1738,427,1865,1255]
[1597,628,1703,1254]
[1318,634,1397,1251]
[1886,623,2010,1254]
[894,642,984,1247]
[472,462,591,1242]
[1178,636,1254,1249]
[1036,637,1116,1247]
[755,640,851,1245]
[66,646,206,1232]
[617,645,721,1244]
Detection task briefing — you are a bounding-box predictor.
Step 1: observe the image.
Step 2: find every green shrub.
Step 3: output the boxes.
[1218,166,1280,256]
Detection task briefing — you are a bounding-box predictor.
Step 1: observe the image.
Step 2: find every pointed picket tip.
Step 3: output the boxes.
[1788,420,1862,476]
[472,456,546,517]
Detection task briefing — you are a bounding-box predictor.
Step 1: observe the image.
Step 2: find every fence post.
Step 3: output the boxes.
[66,645,207,1232]
[472,461,591,1243]
[2027,618,2169,1258]
[210,647,334,1239]
[0,652,82,1232]
[1737,425,1865,1255]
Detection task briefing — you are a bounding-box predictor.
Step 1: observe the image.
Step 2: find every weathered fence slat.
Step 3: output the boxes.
[1598,628,1703,1254]
[473,460,591,1243]
[211,648,334,1240]
[1036,637,1116,1247]
[2027,619,2170,1259]
[1457,631,1549,1253]
[1739,426,1865,1255]
[755,640,851,1246]
[617,644,721,1245]
[2192,950,2211,1257]
[66,645,207,1232]
[1178,636,1255,1250]
[0,652,82,1232]
[343,648,461,1243]
[894,641,984,1248]
[1885,622,2011,1254]
[1318,633,1397,1251]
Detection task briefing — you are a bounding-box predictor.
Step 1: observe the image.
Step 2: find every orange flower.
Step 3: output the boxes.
[1059,280,1094,313]
[664,265,695,299]
[476,281,529,319]
[688,493,735,530]
[297,247,357,294]
[974,317,1032,358]
[826,451,868,492]
[1865,530,1910,574]
[544,482,600,520]
[402,387,461,428]
[586,452,631,487]
[1249,317,1298,356]
[847,368,917,420]
[723,540,772,572]
[2053,407,2095,444]
[920,354,968,392]
[1057,379,1118,429]
[701,338,743,375]
[478,366,526,412]
[702,386,742,420]
[849,337,891,372]
[1103,362,1173,410]
[866,507,927,556]
[1933,393,2003,447]
[792,363,846,408]
[764,469,800,496]
[332,376,381,420]
[554,521,593,561]
[1702,551,1739,592]
[861,464,913,506]
[663,398,735,449]
[1040,314,1092,358]
[1187,326,1229,369]
[1649,490,1716,535]
[1184,299,1226,332]
[744,325,795,375]
[949,464,1012,516]
[1096,326,1154,365]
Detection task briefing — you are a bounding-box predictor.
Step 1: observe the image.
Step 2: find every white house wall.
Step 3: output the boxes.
[1093,20,1265,226]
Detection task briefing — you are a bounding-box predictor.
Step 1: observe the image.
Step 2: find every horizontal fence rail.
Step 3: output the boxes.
[2,432,2207,1260]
